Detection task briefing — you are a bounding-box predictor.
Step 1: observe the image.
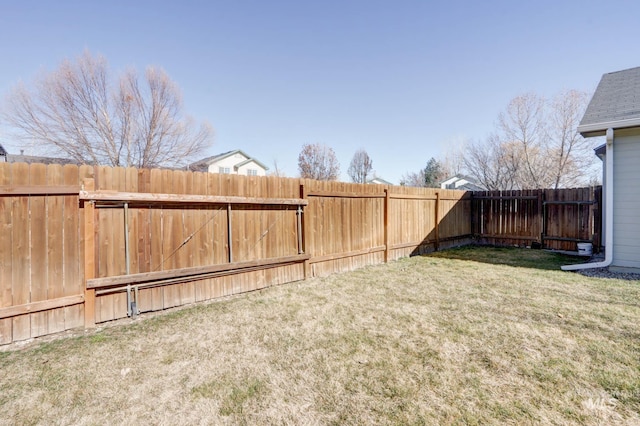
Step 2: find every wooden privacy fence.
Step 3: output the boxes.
[471,187,602,251]
[0,162,471,345]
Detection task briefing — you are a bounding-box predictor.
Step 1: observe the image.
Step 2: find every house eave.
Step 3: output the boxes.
[578,117,640,137]
[234,158,269,171]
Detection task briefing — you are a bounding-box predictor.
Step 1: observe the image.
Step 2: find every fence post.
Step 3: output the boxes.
[384,188,390,262]
[227,203,233,263]
[594,186,602,252]
[434,192,440,252]
[470,192,476,238]
[538,190,545,248]
[300,183,311,279]
[83,178,96,328]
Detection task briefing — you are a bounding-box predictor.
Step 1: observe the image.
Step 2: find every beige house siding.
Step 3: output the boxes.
[206,152,267,176]
[612,131,640,269]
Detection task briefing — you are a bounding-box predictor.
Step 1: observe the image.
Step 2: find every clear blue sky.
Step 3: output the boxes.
[1,0,639,184]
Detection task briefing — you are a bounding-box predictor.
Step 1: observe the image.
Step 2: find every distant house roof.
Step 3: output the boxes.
[439,175,485,191]
[234,158,263,170]
[5,154,77,165]
[367,177,393,185]
[579,66,640,137]
[188,149,268,172]
[0,144,77,165]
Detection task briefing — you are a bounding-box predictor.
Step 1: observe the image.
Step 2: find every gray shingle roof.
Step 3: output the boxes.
[5,154,77,165]
[188,150,236,171]
[579,66,640,136]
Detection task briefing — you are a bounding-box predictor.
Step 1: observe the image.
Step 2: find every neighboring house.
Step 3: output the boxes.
[568,66,640,273]
[188,150,269,176]
[367,177,393,185]
[0,144,76,165]
[440,175,484,191]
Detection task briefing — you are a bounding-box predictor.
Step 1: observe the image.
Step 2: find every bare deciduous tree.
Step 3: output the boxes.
[347,149,373,183]
[463,90,597,190]
[399,169,426,187]
[498,92,550,189]
[547,90,593,188]
[268,159,287,177]
[463,135,521,190]
[1,50,213,168]
[298,143,340,180]
[441,137,467,177]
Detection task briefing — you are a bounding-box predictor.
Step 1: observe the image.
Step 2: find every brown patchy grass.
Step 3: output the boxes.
[1,246,640,425]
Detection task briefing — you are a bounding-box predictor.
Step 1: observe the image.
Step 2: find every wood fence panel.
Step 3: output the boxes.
[593,186,603,249]
[125,167,140,275]
[520,189,529,239]
[95,167,113,323]
[7,162,601,346]
[114,167,128,319]
[247,175,265,291]
[162,169,182,309]
[175,170,196,306]
[64,165,83,330]
[192,171,208,302]
[305,180,388,276]
[207,173,228,298]
[473,187,602,251]
[547,188,562,251]
[29,164,48,337]
[45,165,64,335]
[263,177,277,286]
[0,163,12,344]
[11,163,31,341]
[438,189,471,243]
[548,188,561,250]
[96,167,124,322]
[129,167,154,312]
[77,166,95,327]
[149,168,165,311]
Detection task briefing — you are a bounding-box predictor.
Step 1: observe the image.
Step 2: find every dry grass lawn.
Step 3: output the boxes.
[2,246,640,425]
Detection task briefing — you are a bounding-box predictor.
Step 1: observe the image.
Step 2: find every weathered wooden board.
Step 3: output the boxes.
[11,163,31,341]
[0,163,13,344]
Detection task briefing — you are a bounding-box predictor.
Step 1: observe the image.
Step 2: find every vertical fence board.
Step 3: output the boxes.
[149,169,164,311]
[95,167,114,323]
[191,172,207,302]
[64,165,83,329]
[177,171,196,305]
[0,163,12,344]
[29,164,48,337]
[46,165,65,335]
[75,165,97,329]
[11,163,31,341]
[113,167,128,319]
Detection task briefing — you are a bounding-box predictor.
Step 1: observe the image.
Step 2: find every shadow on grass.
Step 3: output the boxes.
[423,245,589,271]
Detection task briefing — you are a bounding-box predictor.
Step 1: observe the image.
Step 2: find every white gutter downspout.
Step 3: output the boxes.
[562,127,614,271]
